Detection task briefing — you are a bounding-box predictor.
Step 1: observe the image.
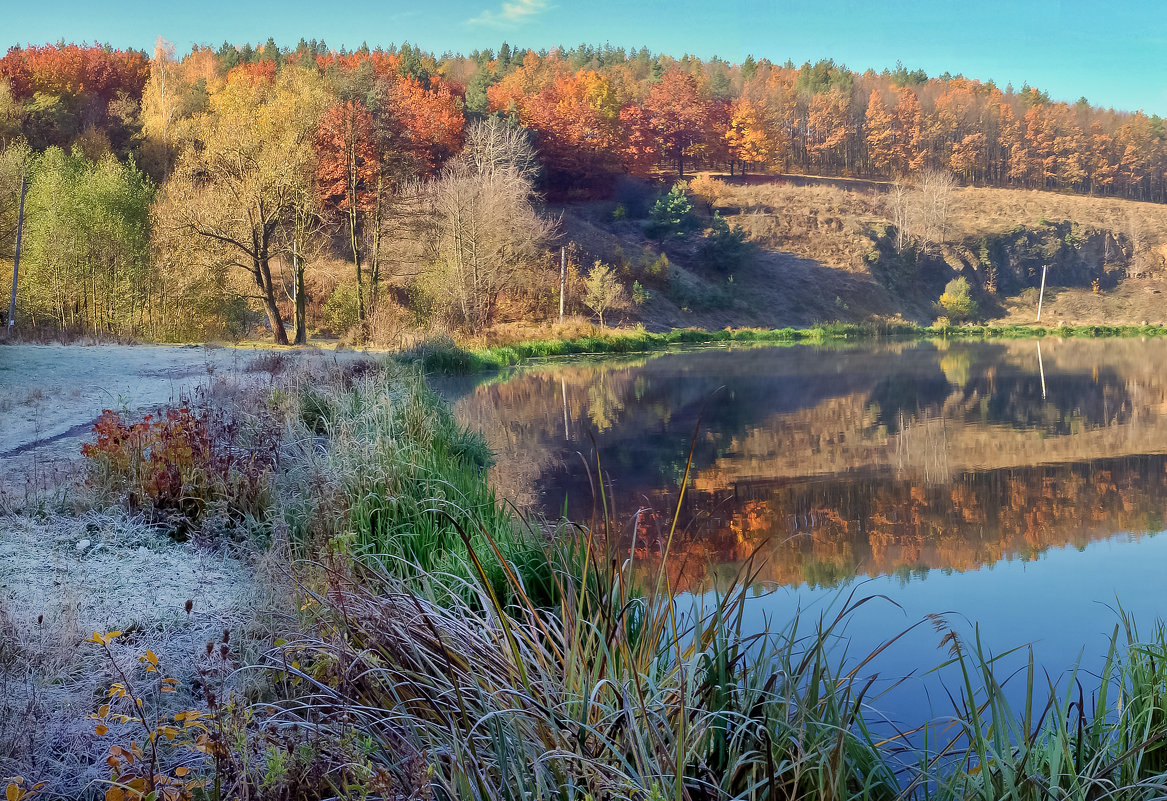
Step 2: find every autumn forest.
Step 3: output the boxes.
[2,39,1167,343]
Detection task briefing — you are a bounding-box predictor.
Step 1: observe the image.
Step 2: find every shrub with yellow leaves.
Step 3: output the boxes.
[86,631,210,801]
[2,778,45,801]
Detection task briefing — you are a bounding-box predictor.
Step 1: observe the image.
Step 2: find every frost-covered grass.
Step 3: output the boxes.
[0,512,271,797]
[17,346,1167,799]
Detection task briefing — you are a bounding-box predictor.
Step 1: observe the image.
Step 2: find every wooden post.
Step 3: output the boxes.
[558,246,566,324]
[1035,264,1048,323]
[7,175,27,334]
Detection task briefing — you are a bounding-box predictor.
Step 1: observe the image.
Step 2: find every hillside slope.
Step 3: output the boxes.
[557,175,1167,330]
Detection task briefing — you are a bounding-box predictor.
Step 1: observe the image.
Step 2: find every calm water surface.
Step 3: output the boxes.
[441,338,1167,726]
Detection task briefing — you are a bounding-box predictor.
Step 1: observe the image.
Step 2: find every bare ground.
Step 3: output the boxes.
[988,275,1167,326]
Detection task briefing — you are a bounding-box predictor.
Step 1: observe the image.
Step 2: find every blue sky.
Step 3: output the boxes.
[6,0,1166,114]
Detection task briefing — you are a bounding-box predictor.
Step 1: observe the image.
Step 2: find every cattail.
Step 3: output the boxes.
[220,643,229,660]
[37,614,43,625]
[221,629,229,644]
[184,600,193,615]
[205,641,214,655]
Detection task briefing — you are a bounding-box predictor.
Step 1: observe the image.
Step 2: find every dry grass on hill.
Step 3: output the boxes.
[698,179,884,273]
[697,175,1167,269]
[683,175,1167,324]
[948,186,1167,245]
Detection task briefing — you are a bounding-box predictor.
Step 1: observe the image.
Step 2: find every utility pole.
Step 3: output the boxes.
[558,246,566,324]
[1035,264,1048,323]
[7,175,27,334]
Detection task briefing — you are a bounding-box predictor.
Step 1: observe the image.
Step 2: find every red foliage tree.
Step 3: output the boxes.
[644,67,712,176]
[316,99,380,321]
[0,44,148,100]
[617,104,659,175]
[384,76,463,176]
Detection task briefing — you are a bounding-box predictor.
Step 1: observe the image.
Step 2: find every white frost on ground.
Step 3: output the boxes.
[0,512,264,795]
[0,345,262,490]
[0,343,370,502]
[0,344,361,794]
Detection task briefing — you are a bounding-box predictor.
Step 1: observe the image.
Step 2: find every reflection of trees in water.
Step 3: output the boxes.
[939,351,972,387]
[586,373,624,432]
[640,455,1167,591]
[869,343,1135,436]
[444,339,1167,590]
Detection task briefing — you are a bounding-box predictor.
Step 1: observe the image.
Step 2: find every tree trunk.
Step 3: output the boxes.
[255,243,288,345]
[349,205,364,324]
[293,251,307,345]
[368,176,383,308]
[262,294,289,344]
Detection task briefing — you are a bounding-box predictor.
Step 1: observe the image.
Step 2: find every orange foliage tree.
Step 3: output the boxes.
[644,67,712,176]
[0,43,148,100]
[725,97,775,175]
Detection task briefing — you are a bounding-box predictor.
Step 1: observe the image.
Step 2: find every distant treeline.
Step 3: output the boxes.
[1,41,1166,197]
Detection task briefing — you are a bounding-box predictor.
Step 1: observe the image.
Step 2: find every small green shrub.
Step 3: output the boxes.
[645,183,697,239]
[937,276,979,322]
[638,250,671,286]
[632,280,650,306]
[698,212,753,273]
[320,283,361,336]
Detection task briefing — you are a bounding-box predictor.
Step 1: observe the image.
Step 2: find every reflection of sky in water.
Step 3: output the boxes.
[686,529,1167,730]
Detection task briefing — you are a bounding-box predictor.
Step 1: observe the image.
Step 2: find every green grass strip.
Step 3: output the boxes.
[398,323,1167,375]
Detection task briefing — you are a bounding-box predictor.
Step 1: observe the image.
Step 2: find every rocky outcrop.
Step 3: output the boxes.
[870,221,1134,303]
[942,222,1130,294]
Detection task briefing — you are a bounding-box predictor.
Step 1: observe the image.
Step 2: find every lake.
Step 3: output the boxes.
[441,338,1167,728]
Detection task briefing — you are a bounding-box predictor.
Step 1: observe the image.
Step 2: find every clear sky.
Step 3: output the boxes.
[5,0,1166,115]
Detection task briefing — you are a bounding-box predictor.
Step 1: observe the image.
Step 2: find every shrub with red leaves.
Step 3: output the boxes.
[82,405,277,532]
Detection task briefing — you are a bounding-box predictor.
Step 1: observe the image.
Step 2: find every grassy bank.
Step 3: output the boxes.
[400,322,1167,375]
[281,363,567,607]
[272,546,1167,801]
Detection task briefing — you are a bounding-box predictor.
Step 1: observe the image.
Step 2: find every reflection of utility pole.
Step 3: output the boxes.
[1035,264,1048,323]
[1037,341,1047,400]
[7,175,27,334]
[561,377,569,441]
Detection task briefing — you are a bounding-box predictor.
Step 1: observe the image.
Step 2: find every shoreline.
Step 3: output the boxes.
[403,321,1167,374]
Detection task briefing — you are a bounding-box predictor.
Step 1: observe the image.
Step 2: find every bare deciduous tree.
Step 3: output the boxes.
[886,179,913,251]
[459,117,541,187]
[919,168,955,248]
[422,120,554,333]
[884,169,955,254]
